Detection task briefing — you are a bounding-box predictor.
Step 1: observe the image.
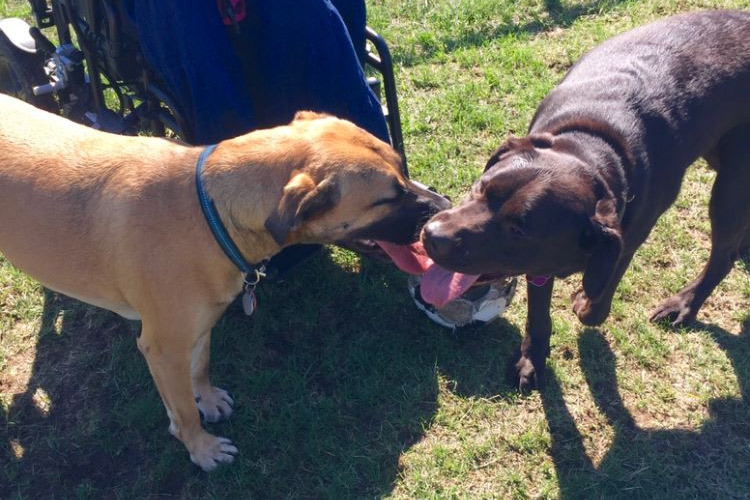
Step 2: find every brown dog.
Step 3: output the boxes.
[419,10,750,389]
[0,94,448,469]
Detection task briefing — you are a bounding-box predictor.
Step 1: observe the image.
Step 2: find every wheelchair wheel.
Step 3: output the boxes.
[0,30,56,111]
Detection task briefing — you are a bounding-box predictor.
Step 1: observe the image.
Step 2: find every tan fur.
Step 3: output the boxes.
[0,94,414,470]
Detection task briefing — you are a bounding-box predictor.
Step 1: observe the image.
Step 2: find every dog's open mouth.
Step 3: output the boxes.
[374,240,480,308]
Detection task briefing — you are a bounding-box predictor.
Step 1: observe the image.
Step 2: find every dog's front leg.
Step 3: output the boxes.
[192,330,234,423]
[137,318,238,471]
[572,250,636,326]
[513,277,554,391]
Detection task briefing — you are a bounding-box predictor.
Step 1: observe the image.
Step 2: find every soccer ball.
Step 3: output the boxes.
[408,275,518,328]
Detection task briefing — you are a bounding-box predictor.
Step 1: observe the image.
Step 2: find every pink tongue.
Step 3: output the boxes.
[375,240,430,274]
[375,240,480,308]
[420,265,480,308]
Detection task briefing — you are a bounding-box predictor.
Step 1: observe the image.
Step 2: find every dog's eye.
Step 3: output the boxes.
[486,191,505,210]
[372,184,405,206]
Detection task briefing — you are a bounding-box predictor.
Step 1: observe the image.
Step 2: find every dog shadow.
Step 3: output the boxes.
[0,289,140,494]
[740,249,750,270]
[541,321,750,500]
[0,250,521,498]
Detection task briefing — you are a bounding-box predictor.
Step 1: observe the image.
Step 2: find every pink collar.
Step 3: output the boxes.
[526,274,551,287]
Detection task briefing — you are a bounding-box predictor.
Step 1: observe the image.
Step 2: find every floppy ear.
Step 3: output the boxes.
[581,197,623,303]
[484,134,553,172]
[528,132,554,149]
[484,137,516,172]
[265,172,340,245]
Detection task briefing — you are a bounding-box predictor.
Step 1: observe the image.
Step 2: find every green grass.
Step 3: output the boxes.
[0,0,27,19]
[3,0,750,498]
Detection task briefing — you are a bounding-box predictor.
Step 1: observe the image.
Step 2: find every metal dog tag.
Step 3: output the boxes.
[242,290,257,316]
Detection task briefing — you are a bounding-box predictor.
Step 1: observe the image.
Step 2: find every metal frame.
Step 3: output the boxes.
[25,0,192,138]
[365,26,407,176]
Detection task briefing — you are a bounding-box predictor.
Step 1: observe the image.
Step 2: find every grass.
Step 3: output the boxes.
[2,0,750,498]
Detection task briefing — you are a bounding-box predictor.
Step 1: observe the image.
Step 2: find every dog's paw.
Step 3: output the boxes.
[195,386,234,423]
[189,434,238,472]
[571,289,609,326]
[649,295,696,328]
[510,354,546,392]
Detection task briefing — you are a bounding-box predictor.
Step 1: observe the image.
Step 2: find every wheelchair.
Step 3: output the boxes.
[0,0,405,161]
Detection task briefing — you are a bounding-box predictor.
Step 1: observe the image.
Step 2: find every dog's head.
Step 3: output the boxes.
[419,134,623,304]
[264,112,450,255]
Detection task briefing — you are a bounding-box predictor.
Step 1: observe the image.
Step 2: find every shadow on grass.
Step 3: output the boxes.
[541,320,750,500]
[740,248,750,271]
[395,0,628,66]
[0,290,141,497]
[0,250,521,499]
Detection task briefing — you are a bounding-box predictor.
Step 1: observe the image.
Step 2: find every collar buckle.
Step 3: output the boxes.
[243,264,267,291]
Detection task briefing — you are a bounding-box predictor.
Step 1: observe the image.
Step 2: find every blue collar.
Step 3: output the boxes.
[195,144,265,282]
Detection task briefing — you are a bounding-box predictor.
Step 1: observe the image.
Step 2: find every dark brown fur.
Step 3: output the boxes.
[421,10,750,390]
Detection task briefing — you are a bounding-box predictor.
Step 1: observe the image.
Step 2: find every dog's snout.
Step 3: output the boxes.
[410,179,452,211]
[433,193,452,211]
[426,198,451,219]
[422,220,455,261]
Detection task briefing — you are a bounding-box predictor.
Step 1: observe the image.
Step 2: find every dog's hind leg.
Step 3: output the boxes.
[650,125,750,327]
[137,314,238,471]
[191,330,234,423]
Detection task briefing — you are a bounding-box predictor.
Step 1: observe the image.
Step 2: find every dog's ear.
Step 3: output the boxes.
[293,110,331,122]
[581,197,622,303]
[484,137,516,172]
[528,132,554,149]
[484,134,553,172]
[265,172,340,245]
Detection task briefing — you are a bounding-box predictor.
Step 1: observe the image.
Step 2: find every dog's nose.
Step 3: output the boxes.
[422,221,454,261]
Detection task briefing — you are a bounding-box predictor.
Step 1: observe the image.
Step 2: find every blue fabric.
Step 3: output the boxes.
[134,1,257,143]
[331,0,367,68]
[134,0,388,144]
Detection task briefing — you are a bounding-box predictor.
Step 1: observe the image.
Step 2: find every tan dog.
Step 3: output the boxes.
[0,94,448,470]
